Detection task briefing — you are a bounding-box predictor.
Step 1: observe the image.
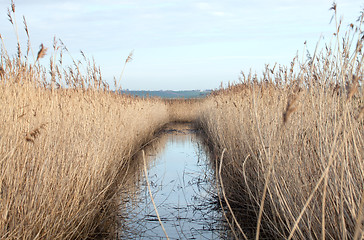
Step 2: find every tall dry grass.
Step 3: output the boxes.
[198,9,364,239]
[0,85,172,239]
[0,5,177,239]
[164,98,203,122]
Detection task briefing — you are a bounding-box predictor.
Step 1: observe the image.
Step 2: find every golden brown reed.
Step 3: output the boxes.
[0,20,201,239]
[358,106,364,120]
[0,83,174,239]
[0,8,191,238]
[283,92,300,124]
[0,22,201,239]
[164,98,203,123]
[35,44,47,62]
[197,15,364,239]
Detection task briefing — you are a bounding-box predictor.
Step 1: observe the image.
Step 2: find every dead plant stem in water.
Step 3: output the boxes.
[142,150,170,240]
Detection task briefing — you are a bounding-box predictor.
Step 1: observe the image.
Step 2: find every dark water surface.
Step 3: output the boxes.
[118,124,228,239]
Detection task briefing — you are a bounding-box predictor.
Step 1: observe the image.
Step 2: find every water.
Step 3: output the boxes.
[118,124,227,239]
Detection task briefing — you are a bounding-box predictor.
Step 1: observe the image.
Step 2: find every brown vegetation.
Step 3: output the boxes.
[164,98,203,122]
[0,6,200,239]
[0,83,172,239]
[197,12,364,239]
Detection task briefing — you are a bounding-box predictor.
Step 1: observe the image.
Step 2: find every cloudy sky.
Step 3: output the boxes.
[0,1,363,90]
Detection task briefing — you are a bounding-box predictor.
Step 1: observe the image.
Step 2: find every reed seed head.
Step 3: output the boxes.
[125,50,134,63]
[283,93,300,124]
[25,123,47,143]
[0,66,4,79]
[11,0,15,12]
[7,8,13,24]
[347,75,359,101]
[36,44,48,62]
[23,16,29,37]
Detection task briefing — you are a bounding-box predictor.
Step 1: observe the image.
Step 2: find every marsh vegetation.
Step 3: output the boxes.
[197,8,364,238]
[0,2,364,240]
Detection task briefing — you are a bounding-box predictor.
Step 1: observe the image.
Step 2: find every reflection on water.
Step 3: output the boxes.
[118,124,227,239]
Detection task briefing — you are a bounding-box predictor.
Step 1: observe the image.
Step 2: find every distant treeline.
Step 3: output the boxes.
[120,90,212,99]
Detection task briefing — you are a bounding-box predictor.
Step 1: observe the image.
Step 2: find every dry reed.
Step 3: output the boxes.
[198,10,364,239]
[0,6,185,238]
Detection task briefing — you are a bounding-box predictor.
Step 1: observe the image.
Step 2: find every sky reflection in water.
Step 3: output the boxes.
[119,125,227,239]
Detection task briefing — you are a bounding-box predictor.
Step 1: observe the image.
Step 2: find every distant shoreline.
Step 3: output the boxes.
[120,90,212,99]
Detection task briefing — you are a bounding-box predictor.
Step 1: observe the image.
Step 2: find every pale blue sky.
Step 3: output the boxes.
[0,1,363,90]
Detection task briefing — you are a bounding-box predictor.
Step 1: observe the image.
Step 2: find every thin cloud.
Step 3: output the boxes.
[195,2,212,11]
[211,11,231,17]
[207,55,279,60]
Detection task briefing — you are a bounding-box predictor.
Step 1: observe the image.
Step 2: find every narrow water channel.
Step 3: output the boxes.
[118,123,228,239]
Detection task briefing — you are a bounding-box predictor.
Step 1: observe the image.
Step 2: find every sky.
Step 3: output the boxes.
[0,0,363,90]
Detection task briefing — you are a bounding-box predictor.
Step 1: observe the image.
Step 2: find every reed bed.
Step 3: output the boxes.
[164,98,204,123]
[198,10,364,239]
[0,84,172,239]
[0,5,177,239]
[2,2,364,239]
